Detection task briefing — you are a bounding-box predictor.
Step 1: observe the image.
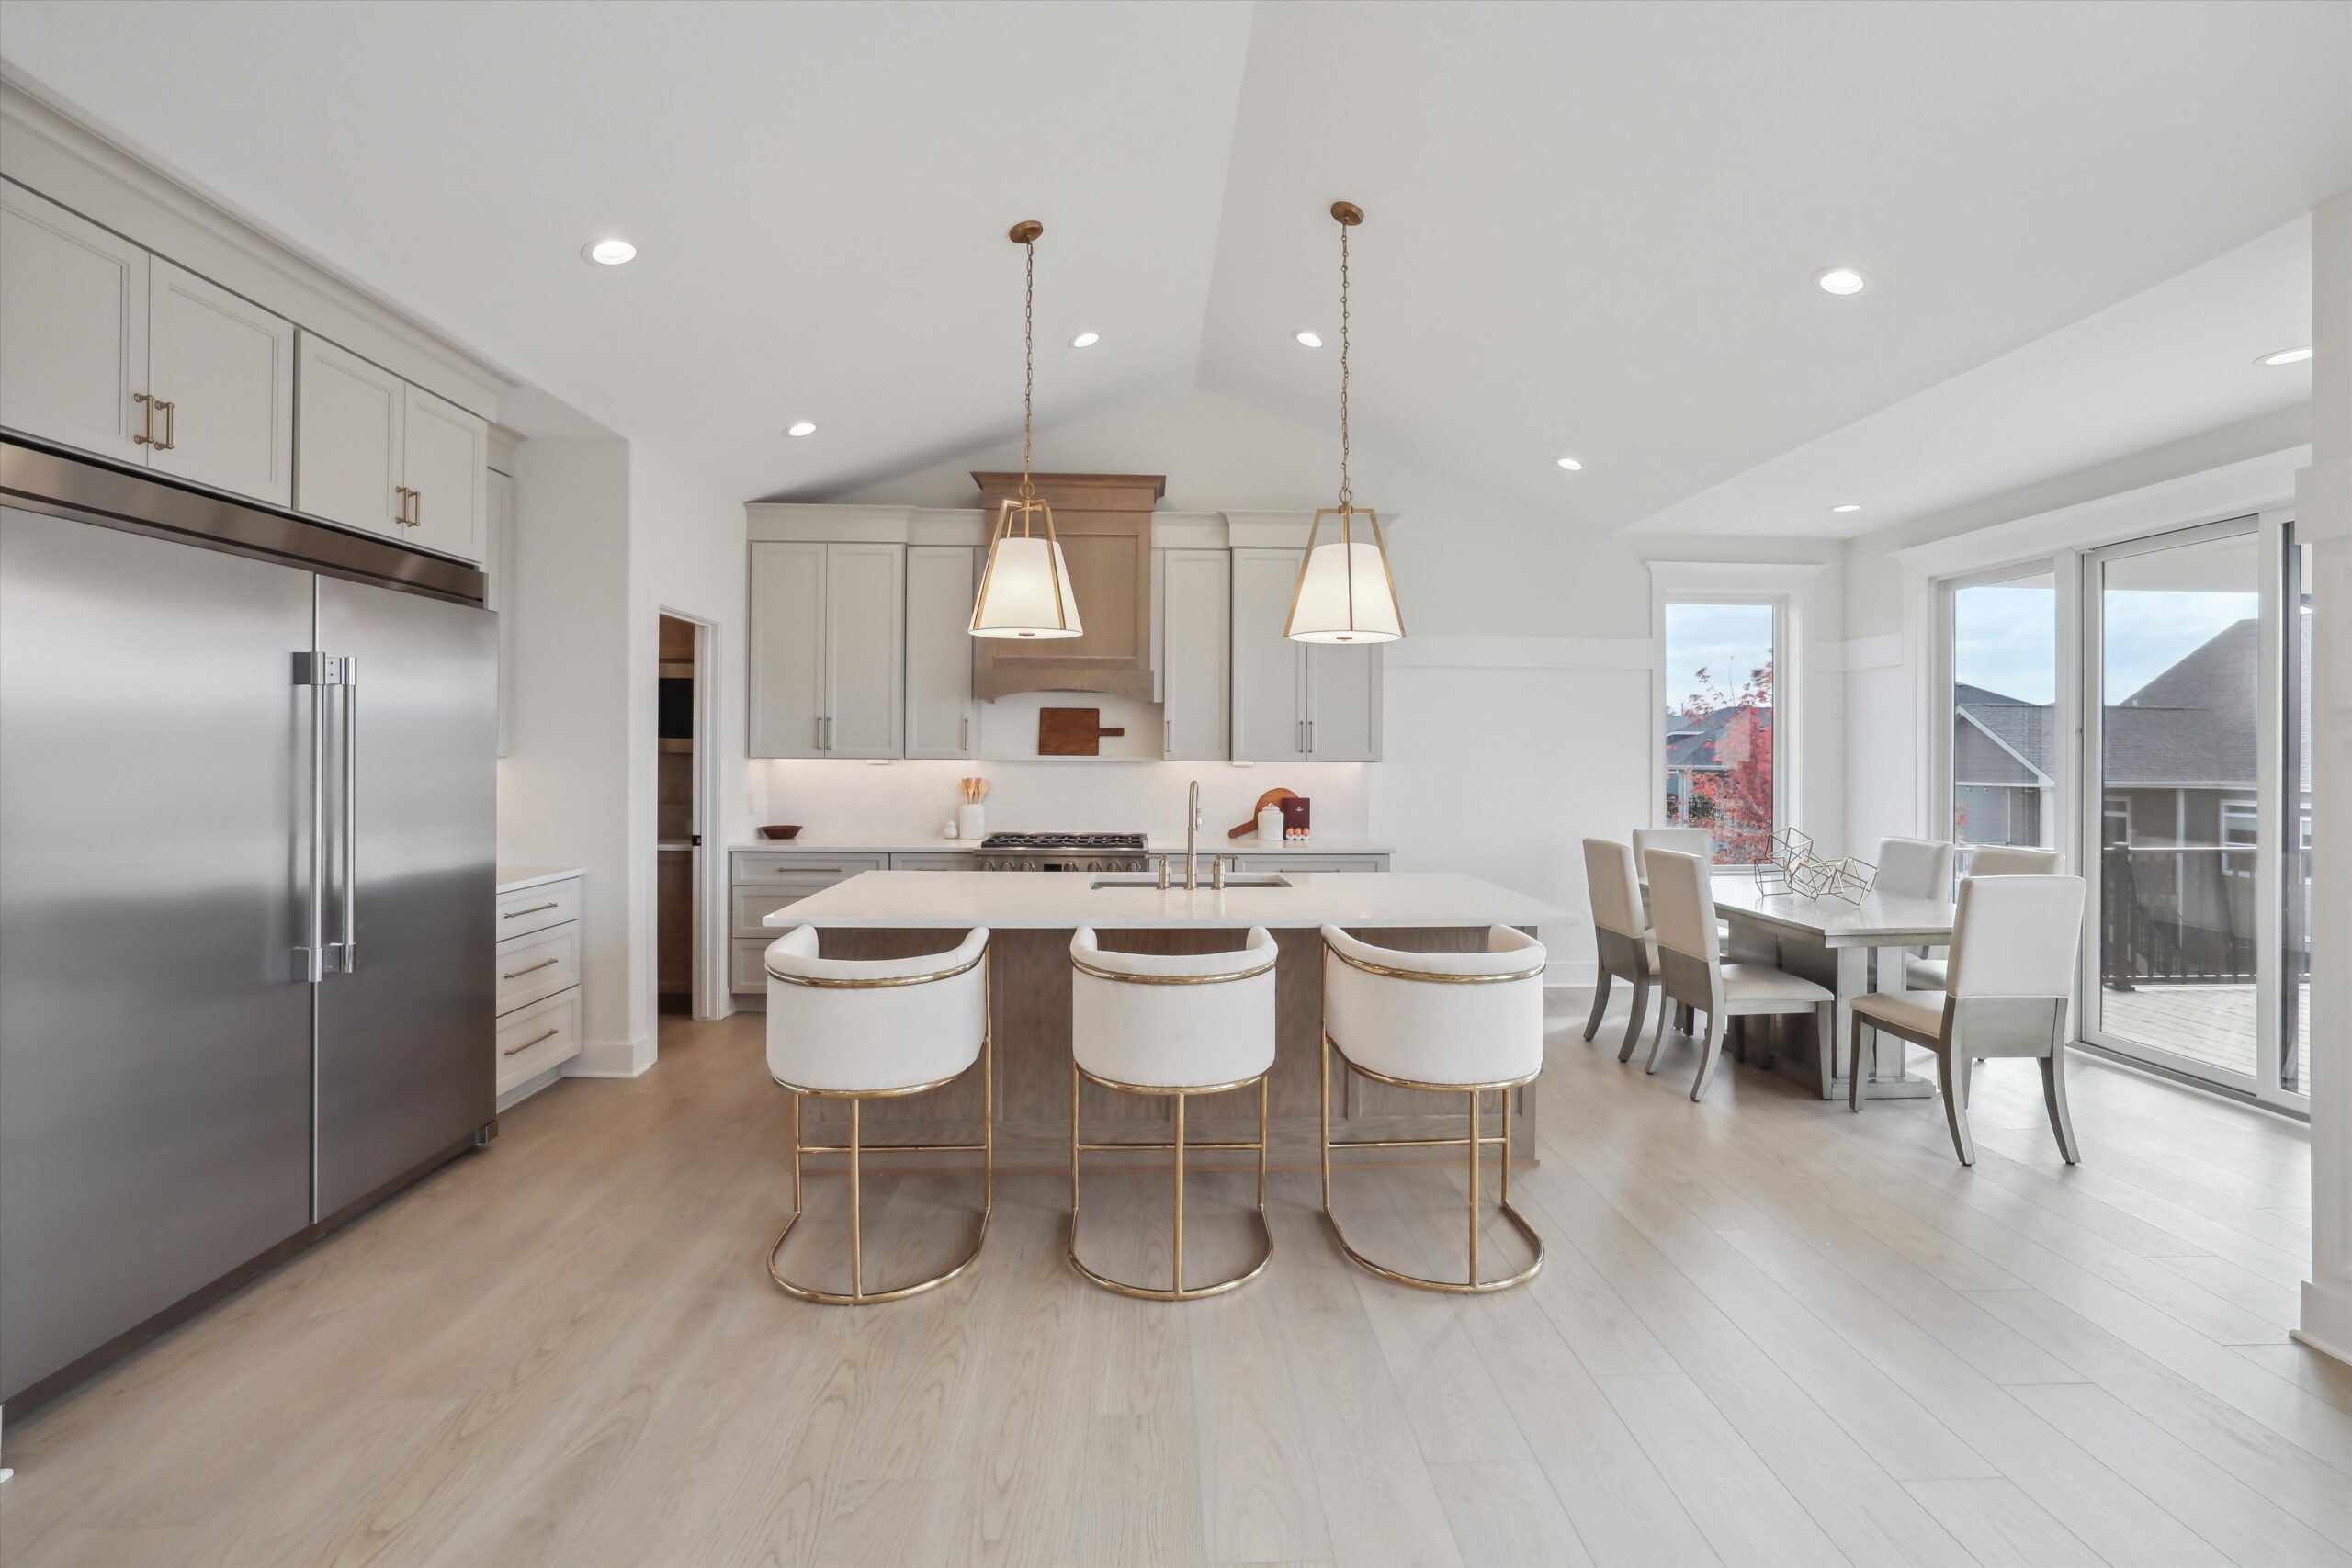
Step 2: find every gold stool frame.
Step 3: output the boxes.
[1318,941,1546,1293]
[1066,951,1275,1301]
[766,947,994,1306]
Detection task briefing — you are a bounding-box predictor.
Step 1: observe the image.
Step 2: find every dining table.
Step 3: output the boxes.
[1708,877,1956,1100]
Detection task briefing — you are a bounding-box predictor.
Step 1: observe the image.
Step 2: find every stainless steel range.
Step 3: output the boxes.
[976,832,1150,873]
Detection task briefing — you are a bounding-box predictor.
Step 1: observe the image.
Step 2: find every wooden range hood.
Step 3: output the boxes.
[971,470,1162,700]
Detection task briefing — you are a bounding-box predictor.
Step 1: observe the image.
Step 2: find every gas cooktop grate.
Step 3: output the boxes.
[979,832,1149,852]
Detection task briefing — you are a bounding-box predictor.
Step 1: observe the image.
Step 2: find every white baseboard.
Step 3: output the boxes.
[566,1033,656,1078]
[2298,1281,2352,1370]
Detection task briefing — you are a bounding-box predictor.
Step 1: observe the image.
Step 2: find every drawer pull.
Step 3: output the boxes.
[503,1027,561,1057]
[503,956,560,980]
[503,900,560,919]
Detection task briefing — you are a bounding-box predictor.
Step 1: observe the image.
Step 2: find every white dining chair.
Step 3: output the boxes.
[1579,838,1658,1062]
[1849,874,2087,1166]
[1905,845,2059,988]
[764,926,992,1304]
[1631,827,1712,880]
[1875,837,1955,899]
[1645,850,1834,1101]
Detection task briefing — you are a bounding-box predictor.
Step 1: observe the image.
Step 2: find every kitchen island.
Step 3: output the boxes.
[763,871,1564,1167]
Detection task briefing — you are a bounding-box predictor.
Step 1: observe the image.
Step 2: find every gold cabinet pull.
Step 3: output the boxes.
[133,392,156,446]
[156,400,176,450]
[503,1026,561,1056]
[503,900,559,919]
[411,487,421,527]
[503,955,560,980]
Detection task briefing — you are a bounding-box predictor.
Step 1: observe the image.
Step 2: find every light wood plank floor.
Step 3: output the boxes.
[4,990,2344,1567]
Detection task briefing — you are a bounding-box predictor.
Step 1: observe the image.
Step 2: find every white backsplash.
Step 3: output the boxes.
[755,758,1370,842]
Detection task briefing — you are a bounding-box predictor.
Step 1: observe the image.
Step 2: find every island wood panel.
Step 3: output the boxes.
[791,925,1535,1168]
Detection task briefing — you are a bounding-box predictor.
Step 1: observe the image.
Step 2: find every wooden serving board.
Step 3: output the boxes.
[1038,707,1126,756]
[1229,787,1299,838]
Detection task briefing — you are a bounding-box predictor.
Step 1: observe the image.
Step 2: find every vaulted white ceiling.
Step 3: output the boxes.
[4,0,2345,536]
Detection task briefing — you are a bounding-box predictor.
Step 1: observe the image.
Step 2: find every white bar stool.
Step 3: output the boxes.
[764,925,993,1305]
[1318,924,1547,1293]
[1068,926,1277,1301]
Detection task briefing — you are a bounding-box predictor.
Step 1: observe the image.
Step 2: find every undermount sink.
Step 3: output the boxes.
[1090,873,1292,890]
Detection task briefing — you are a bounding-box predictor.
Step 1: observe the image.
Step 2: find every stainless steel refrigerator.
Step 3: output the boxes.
[0,441,495,1409]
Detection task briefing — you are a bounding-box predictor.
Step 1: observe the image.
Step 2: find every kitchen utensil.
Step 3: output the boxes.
[956,803,987,840]
[759,824,804,840]
[1038,707,1125,756]
[1227,787,1299,839]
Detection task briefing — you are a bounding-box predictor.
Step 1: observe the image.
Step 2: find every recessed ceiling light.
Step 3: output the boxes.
[1830,502,1862,513]
[785,421,817,438]
[1069,331,1101,349]
[2258,346,2312,366]
[1295,330,1323,348]
[582,237,637,266]
[1555,457,1584,471]
[1815,266,1869,296]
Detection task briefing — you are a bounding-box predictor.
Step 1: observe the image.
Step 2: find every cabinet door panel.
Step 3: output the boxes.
[748,541,826,758]
[1161,548,1230,760]
[0,184,149,464]
[294,333,404,538]
[1306,641,1383,761]
[1229,547,1306,761]
[904,545,976,759]
[401,383,487,562]
[486,469,515,757]
[824,542,904,758]
[146,259,295,506]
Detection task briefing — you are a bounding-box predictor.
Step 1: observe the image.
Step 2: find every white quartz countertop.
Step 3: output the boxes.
[497,864,583,894]
[763,871,1557,931]
[730,834,1391,855]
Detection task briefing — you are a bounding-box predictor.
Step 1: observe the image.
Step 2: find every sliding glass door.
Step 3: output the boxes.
[2083,518,2263,1092]
[1947,566,2058,878]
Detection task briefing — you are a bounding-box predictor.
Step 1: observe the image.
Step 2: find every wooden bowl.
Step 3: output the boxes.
[758,824,803,840]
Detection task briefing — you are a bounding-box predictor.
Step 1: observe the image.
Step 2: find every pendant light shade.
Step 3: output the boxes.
[1284,511,1402,642]
[969,524,1081,638]
[1288,200,1404,645]
[970,220,1081,640]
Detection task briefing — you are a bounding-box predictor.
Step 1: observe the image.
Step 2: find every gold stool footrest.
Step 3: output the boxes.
[1068,1062,1273,1302]
[1321,1198,1544,1294]
[768,1202,992,1306]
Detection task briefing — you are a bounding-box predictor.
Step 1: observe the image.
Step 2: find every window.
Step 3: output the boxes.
[2221,799,2257,877]
[2281,529,2312,1097]
[1662,600,1778,864]
[1948,568,2057,877]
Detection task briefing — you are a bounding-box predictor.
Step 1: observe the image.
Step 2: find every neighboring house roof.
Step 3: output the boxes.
[1664,705,1770,772]
[1950,617,2312,795]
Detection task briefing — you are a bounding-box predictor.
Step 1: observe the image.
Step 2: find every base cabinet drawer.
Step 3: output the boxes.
[732,937,775,993]
[1234,854,1388,874]
[890,852,975,871]
[733,887,807,939]
[732,851,888,886]
[496,921,580,1012]
[497,990,580,1093]
[496,878,582,938]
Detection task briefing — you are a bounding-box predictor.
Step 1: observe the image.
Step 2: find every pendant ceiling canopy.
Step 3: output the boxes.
[969,220,1082,640]
[1284,200,1405,646]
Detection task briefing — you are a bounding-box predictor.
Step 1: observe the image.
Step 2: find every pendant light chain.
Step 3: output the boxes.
[1020,237,1036,503]
[1338,217,1351,510]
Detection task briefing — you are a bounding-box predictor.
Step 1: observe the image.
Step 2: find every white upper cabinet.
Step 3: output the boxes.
[295,333,404,538]
[1160,547,1230,760]
[0,185,149,465]
[749,541,831,759]
[1228,546,1381,762]
[823,541,906,759]
[295,332,486,562]
[400,383,487,561]
[904,544,977,760]
[145,258,295,506]
[1231,547,1309,761]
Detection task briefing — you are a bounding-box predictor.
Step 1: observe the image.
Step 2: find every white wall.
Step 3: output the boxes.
[821,388,1846,973]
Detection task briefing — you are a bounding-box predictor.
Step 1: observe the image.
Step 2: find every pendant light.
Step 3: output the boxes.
[969,220,1082,639]
[1285,200,1404,644]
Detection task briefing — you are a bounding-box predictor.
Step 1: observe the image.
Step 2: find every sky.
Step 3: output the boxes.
[1663,602,1774,712]
[1952,579,2259,705]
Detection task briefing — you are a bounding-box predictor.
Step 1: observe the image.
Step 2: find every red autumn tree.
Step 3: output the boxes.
[1672,657,1774,864]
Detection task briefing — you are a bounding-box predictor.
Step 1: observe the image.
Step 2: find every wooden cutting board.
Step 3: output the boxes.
[1228,787,1298,838]
[1038,707,1126,756]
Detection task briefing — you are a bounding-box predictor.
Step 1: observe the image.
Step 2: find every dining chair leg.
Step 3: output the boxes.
[2040,1051,2081,1165]
[1847,1013,1867,1112]
[1617,976,1651,1064]
[1582,962,1613,1043]
[1643,993,1672,1075]
[1690,1010,1730,1102]
[1951,1051,1973,1113]
[1939,1050,1976,1166]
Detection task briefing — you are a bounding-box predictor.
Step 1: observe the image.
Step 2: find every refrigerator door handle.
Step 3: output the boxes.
[339,656,358,973]
[296,650,330,983]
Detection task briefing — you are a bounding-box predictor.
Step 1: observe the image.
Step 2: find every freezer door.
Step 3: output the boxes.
[0,507,316,1402]
[313,577,496,1219]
